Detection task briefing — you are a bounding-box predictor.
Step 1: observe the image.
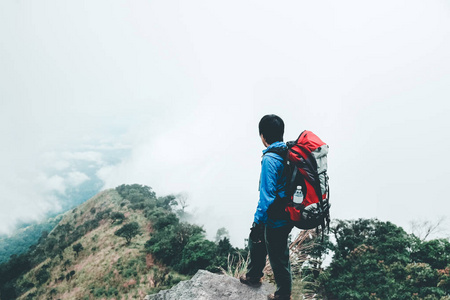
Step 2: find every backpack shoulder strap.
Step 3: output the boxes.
[265,147,299,197]
[264,148,287,160]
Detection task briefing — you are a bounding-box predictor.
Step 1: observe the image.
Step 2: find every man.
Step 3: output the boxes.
[240,114,293,300]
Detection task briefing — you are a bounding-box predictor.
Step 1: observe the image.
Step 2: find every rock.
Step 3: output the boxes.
[145,270,275,300]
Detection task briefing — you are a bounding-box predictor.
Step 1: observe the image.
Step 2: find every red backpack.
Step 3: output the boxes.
[284,131,330,232]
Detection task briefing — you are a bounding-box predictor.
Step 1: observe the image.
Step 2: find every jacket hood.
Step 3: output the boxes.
[263,141,287,152]
[263,141,287,160]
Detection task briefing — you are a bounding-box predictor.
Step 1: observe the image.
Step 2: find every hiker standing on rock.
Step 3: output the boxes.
[240,114,293,300]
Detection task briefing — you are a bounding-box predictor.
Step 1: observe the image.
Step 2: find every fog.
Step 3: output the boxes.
[1,0,449,246]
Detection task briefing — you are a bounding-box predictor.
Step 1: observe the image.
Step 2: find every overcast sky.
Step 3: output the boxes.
[1,0,449,246]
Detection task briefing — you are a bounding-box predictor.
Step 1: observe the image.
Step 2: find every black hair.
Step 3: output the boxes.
[258,114,284,144]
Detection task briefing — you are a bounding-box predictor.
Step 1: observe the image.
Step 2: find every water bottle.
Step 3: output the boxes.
[293,186,304,204]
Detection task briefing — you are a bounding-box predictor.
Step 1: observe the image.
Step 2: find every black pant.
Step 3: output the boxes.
[246,224,293,296]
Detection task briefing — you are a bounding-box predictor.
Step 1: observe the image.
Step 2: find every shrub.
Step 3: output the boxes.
[95,208,112,221]
[318,219,449,299]
[147,209,178,231]
[123,267,138,278]
[116,184,156,203]
[145,221,224,275]
[72,243,83,257]
[36,268,50,285]
[63,259,71,269]
[65,270,75,281]
[110,212,125,224]
[176,234,217,275]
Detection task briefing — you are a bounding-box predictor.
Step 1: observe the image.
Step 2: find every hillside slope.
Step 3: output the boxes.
[0,215,63,264]
[11,187,187,300]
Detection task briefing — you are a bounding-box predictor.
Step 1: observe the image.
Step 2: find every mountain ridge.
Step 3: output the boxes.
[1,184,243,300]
[2,187,189,299]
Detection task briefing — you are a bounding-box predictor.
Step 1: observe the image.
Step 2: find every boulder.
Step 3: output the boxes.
[145,270,275,300]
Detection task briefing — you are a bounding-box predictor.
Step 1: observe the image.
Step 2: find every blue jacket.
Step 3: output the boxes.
[253,141,288,228]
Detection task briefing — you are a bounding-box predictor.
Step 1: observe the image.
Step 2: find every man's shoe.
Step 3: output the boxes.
[239,274,262,287]
[267,293,291,300]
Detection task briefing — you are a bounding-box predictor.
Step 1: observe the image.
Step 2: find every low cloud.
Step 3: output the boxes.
[67,171,90,187]
[0,142,129,235]
[62,151,104,164]
[0,171,62,234]
[40,174,66,194]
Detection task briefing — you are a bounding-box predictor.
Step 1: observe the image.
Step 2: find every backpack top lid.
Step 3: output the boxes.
[287,131,327,163]
[296,130,326,152]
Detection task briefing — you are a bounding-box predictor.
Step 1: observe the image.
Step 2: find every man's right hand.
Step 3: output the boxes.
[249,222,265,243]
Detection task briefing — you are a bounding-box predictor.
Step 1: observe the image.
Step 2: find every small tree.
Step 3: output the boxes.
[63,259,71,270]
[115,222,141,245]
[176,192,189,213]
[36,268,50,285]
[72,243,84,257]
[157,195,177,210]
[66,270,75,281]
[410,216,448,241]
[215,227,230,243]
[177,234,217,274]
[110,212,125,224]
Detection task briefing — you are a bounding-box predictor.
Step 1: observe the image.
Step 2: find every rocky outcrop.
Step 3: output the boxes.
[145,270,275,300]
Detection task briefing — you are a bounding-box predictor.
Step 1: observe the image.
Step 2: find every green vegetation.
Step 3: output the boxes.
[0,184,241,300]
[118,184,243,276]
[145,220,231,275]
[110,211,125,224]
[315,219,450,299]
[0,215,63,264]
[35,266,50,285]
[2,184,448,300]
[72,243,83,257]
[114,222,141,245]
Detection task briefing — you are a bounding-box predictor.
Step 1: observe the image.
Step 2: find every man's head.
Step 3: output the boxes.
[258,114,284,145]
